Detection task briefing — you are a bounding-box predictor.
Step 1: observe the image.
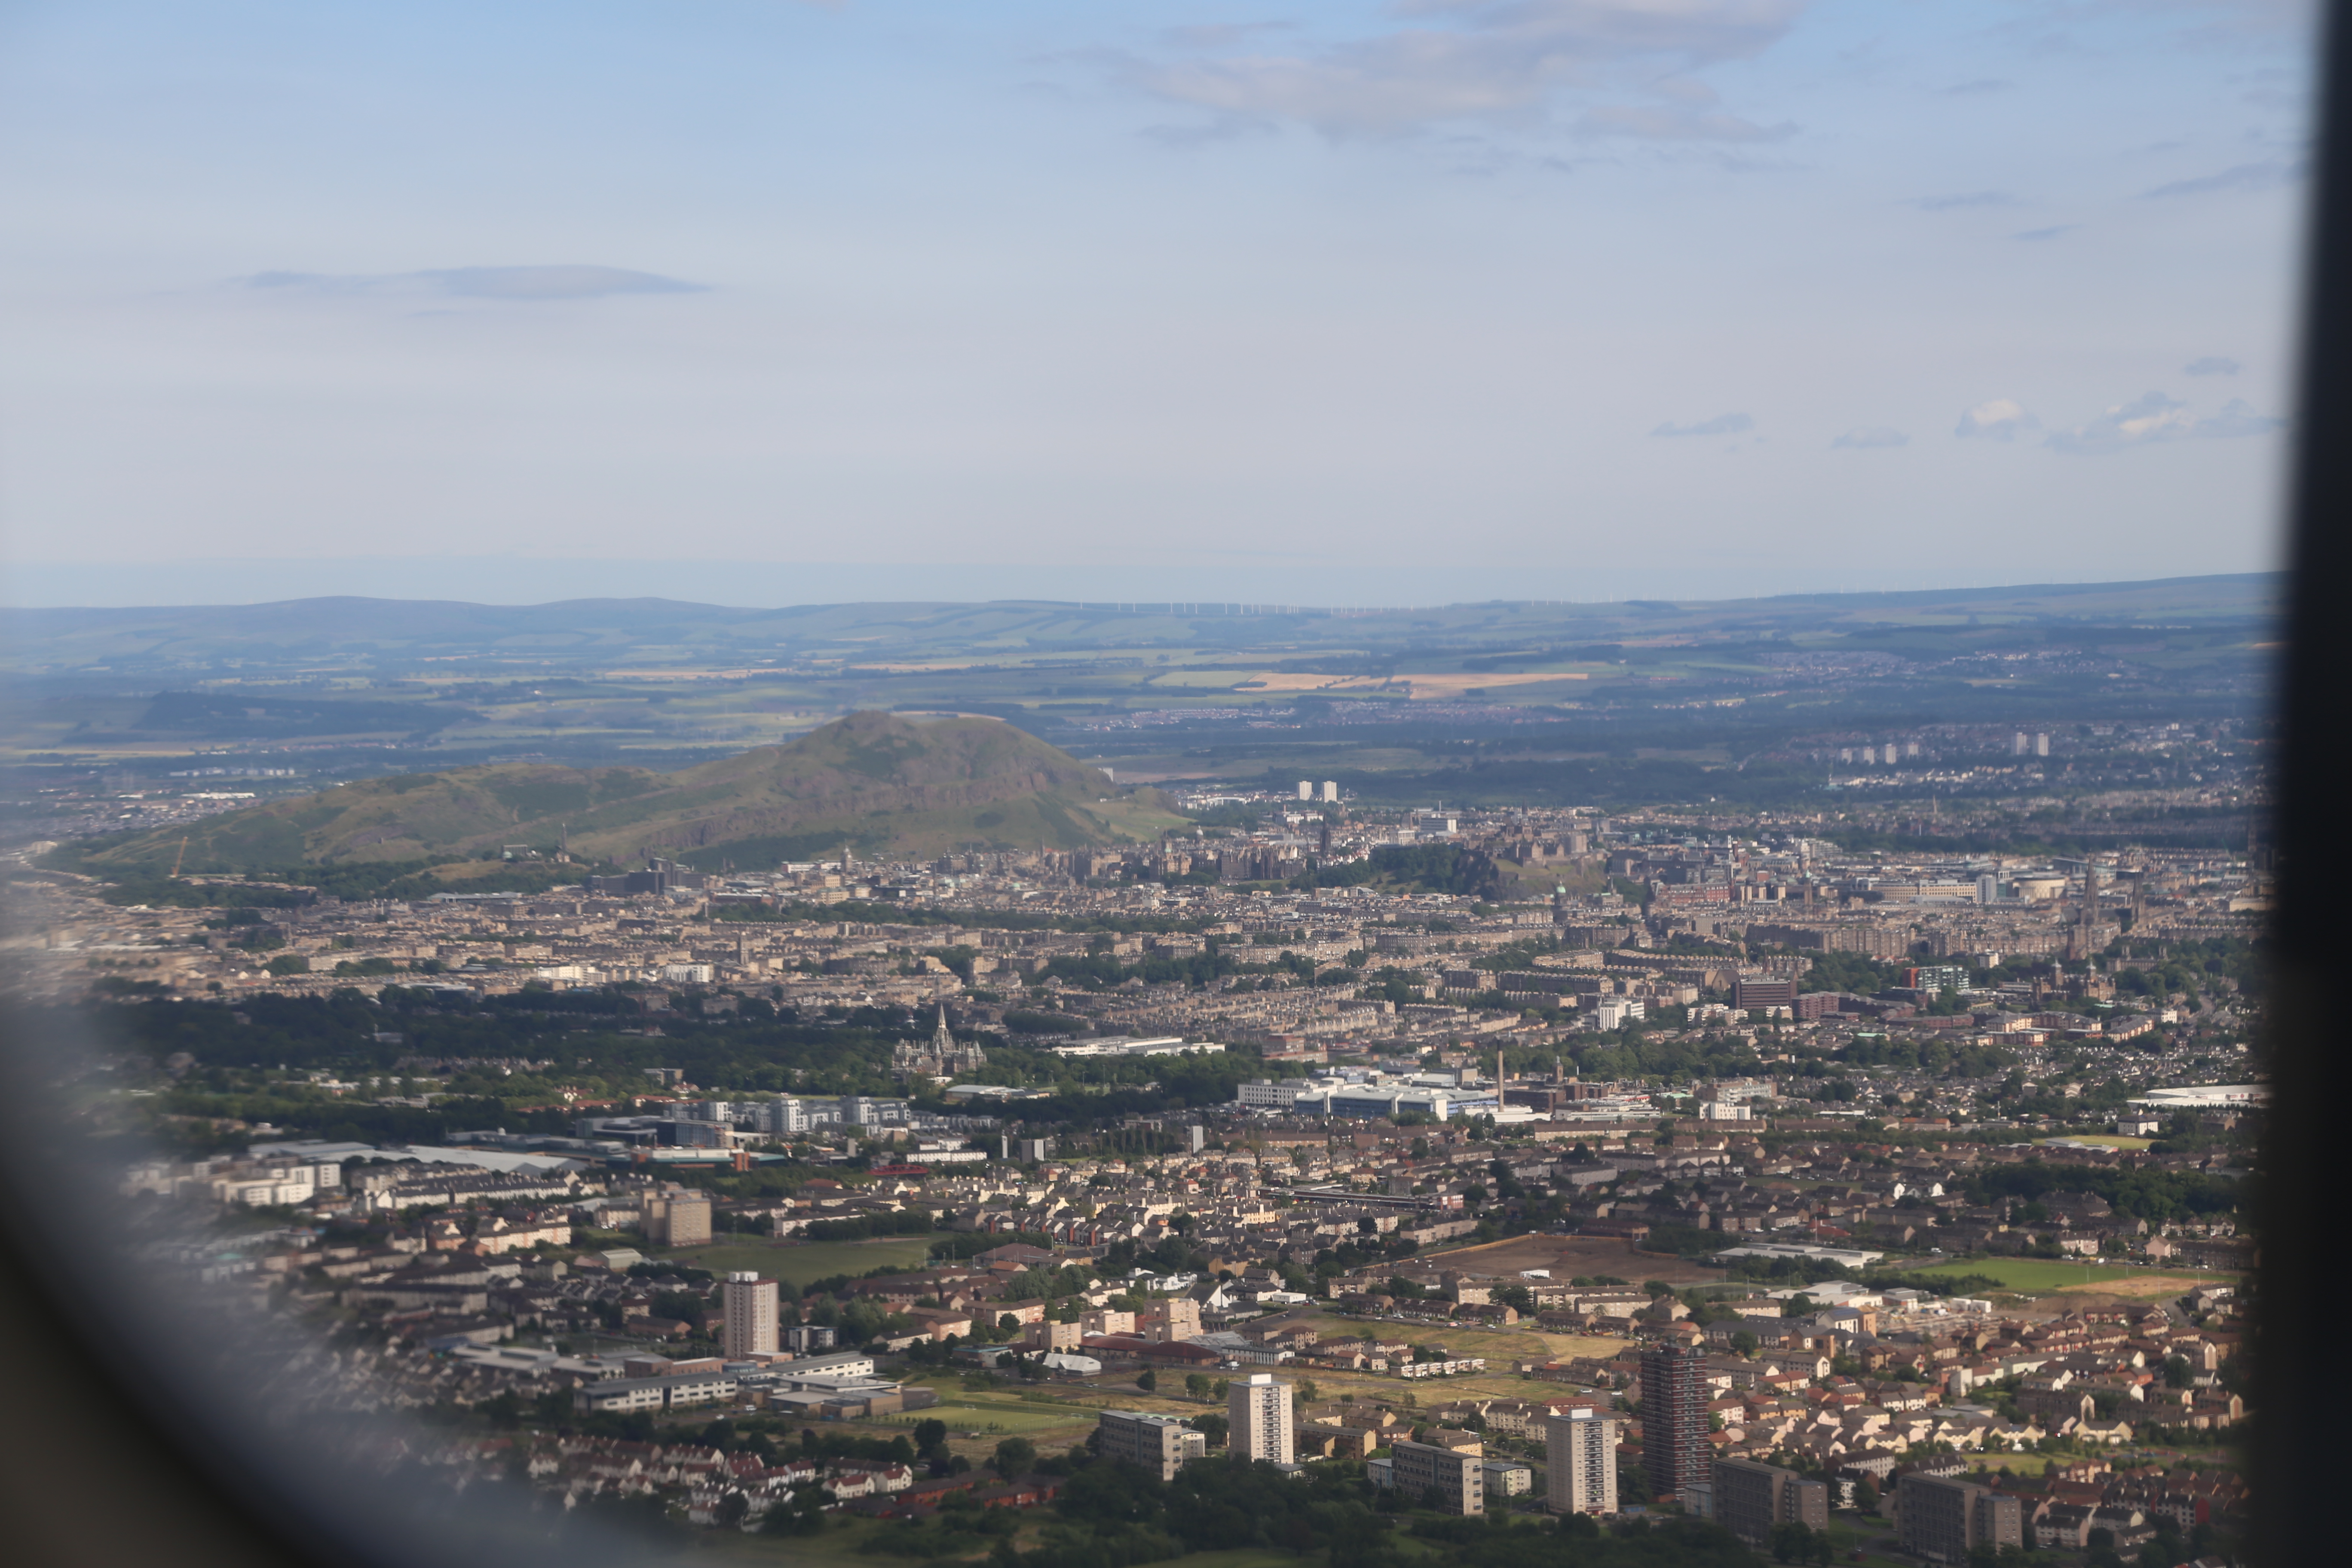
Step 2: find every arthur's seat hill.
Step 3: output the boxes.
[75,711,1185,879]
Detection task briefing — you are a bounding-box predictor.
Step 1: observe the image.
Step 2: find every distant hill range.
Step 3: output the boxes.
[0,574,2280,674]
[73,712,1185,876]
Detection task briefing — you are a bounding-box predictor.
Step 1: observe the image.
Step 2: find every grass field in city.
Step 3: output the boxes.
[876,1396,1096,1440]
[1908,1257,2232,1295]
[656,1237,936,1285]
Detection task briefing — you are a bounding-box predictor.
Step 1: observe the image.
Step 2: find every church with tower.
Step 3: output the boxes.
[893,1006,988,1081]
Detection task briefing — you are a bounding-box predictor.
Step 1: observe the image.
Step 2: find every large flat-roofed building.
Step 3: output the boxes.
[1896,1473,2023,1563]
[759,1350,877,1383]
[1096,1410,1207,1481]
[721,1272,779,1360]
[573,1370,738,1415]
[1228,1372,1294,1465]
[1235,1078,1315,1110]
[1713,1458,1828,1547]
[1544,1408,1618,1515]
[1390,1438,1484,1516]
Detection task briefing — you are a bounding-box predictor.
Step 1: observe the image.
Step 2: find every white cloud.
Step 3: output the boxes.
[2043,392,2284,454]
[1954,399,2038,440]
[2014,225,2077,242]
[2185,356,2242,376]
[1832,426,1907,449]
[1653,411,1754,436]
[242,266,705,301]
[1121,0,1809,138]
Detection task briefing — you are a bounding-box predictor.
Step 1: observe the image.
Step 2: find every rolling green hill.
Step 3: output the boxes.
[71,712,1187,875]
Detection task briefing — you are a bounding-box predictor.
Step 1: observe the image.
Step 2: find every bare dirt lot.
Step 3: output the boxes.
[2046,1273,2226,1301]
[1425,1233,1724,1285]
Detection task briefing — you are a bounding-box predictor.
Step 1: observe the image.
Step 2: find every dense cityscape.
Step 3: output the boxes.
[3,749,2261,1568]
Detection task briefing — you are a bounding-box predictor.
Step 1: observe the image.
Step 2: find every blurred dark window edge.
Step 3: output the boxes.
[0,6,2348,1564]
[0,1198,318,1568]
[0,1016,648,1568]
[2258,0,2352,1561]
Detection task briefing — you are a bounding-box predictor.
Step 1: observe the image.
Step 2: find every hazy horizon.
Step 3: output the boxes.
[0,559,2276,614]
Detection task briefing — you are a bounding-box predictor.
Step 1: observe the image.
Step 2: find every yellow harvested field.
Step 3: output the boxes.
[1531,1333,1632,1360]
[1232,671,1587,697]
[839,662,987,673]
[596,668,767,680]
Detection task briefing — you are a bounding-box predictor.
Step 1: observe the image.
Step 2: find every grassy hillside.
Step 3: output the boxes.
[69,711,1188,875]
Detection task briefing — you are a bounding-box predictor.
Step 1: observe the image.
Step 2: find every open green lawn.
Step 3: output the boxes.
[2037,1134,2154,1150]
[1906,1257,2190,1293]
[873,1397,1094,1439]
[859,1376,1125,1452]
[657,1237,936,1286]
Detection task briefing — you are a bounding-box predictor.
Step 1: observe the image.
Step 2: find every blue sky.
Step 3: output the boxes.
[0,1,2317,606]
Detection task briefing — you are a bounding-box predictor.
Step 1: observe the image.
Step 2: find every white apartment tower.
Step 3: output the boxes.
[1319,781,1338,803]
[721,1272,779,1361]
[1296,780,1313,801]
[1228,1372,1295,1465]
[1545,1408,1619,1515]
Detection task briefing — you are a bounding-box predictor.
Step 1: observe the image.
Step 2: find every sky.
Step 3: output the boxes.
[0,1,2320,607]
